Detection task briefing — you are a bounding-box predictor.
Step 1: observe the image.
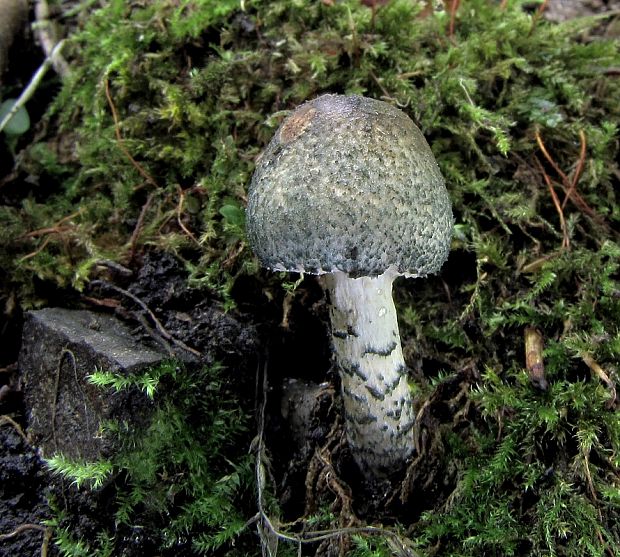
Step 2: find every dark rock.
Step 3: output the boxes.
[19,307,167,461]
[543,0,620,22]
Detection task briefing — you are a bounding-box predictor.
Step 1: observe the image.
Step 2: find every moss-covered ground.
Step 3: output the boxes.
[1,0,620,555]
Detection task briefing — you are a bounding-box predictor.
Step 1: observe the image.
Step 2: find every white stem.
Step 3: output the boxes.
[323,270,414,476]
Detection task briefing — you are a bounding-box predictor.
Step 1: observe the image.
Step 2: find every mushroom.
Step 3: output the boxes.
[246,94,453,477]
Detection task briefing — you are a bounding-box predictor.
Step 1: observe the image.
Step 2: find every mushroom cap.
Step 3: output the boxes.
[246,94,453,277]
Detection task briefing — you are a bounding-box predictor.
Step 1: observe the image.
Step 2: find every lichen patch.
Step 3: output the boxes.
[278,106,317,144]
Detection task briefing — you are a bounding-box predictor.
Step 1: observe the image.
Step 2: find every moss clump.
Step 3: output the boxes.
[1,0,619,555]
[46,361,255,556]
[3,0,619,304]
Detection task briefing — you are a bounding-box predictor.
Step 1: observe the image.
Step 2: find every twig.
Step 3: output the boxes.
[582,354,617,409]
[315,444,354,517]
[368,69,396,105]
[448,0,460,39]
[104,78,159,188]
[33,0,70,77]
[534,156,569,249]
[561,129,586,210]
[41,526,52,557]
[176,186,201,247]
[134,312,174,355]
[0,415,29,443]
[222,241,245,269]
[89,280,202,357]
[22,210,83,239]
[535,130,569,185]
[18,209,83,261]
[0,522,52,557]
[520,254,554,274]
[530,0,549,34]
[129,193,155,261]
[19,235,53,262]
[533,128,607,245]
[535,129,600,223]
[81,295,121,309]
[0,523,47,540]
[19,210,81,255]
[0,40,65,134]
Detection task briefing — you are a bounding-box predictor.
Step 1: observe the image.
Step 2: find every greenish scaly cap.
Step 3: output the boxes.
[246,94,453,277]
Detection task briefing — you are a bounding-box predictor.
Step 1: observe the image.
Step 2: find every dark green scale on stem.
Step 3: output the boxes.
[363,340,398,356]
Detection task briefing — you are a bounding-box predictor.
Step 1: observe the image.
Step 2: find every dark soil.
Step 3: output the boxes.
[0,424,51,557]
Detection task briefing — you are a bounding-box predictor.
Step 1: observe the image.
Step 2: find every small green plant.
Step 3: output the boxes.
[45,499,116,557]
[0,98,30,135]
[87,359,178,399]
[46,454,114,490]
[280,272,305,293]
[0,97,31,157]
[350,534,395,557]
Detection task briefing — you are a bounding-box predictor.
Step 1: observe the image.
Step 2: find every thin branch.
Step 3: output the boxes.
[582,354,617,409]
[19,235,53,262]
[535,130,570,186]
[129,193,155,261]
[0,415,29,443]
[21,210,82,238]
[176,186,201,247]
[534,156,569,249]
[448,0,460,39]
[535,130,603,225]
[368,69,396,104]
[0,40,66,134]
[561,129,587,210]
[89,280,202,358]
[33,0,70,77]
[0,521,52,557]
[530,0,549,34]
[0,523,47,540]
[18,209,82,262]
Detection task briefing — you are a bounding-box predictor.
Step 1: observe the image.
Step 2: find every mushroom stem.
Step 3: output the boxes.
[322,269,415,476]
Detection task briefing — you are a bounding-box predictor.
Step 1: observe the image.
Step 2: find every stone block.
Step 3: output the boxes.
[19,308,167,461]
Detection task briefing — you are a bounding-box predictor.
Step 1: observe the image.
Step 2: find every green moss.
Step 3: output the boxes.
[2,0,620,554]
[46,361,254,556]
[3,0,616,306]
